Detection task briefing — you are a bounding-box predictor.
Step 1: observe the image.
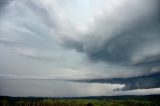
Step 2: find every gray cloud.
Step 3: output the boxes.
[67,0,160,66]
[64,0,160,78]
[0,0,160,96]
[0,0,12,8]
[0,0,13,16]
[87,25,160,65]
[70,72,160,91]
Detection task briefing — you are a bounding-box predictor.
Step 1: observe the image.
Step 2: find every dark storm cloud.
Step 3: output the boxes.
[0,0,13,11]
[59,0,160,91]
[133,54,160,67]
[67,5,160,90]
[67,9,160,66]
[87,25,160,65]
[0,0,12,7]
[70,72,160,91]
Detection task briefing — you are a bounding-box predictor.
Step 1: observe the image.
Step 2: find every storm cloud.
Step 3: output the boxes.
[68,0,160,65]
[0,0,160,96]
[70,72,160,91]
[0,0,12,8]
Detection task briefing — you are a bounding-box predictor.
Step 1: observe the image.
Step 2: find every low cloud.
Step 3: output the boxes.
[70,72,160,91]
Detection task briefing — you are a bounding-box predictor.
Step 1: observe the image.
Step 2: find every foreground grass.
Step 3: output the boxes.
[0,96,160,106]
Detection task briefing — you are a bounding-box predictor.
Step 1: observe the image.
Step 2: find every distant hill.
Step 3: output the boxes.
[0,94,160,100]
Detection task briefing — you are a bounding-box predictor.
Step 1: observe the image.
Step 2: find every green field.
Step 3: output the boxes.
[0,95,160,106]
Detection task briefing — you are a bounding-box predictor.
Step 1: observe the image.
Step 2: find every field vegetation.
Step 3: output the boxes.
[0,95,159,106]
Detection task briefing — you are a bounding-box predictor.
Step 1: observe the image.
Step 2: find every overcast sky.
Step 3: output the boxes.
[0,0,160,97]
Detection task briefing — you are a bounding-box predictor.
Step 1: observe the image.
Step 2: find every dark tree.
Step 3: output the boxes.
[87,103,94,106]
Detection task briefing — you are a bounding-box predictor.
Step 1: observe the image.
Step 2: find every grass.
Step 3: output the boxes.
[0,95,160,106]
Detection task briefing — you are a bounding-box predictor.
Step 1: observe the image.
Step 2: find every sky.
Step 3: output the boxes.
[0,0,160,97]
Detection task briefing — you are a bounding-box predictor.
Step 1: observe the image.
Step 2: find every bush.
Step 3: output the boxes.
[87,102,94,106]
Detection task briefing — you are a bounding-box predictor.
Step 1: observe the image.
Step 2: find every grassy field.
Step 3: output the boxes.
[0,95,160,106]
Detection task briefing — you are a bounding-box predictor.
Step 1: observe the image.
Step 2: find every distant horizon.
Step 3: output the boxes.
[1,93,160,98]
